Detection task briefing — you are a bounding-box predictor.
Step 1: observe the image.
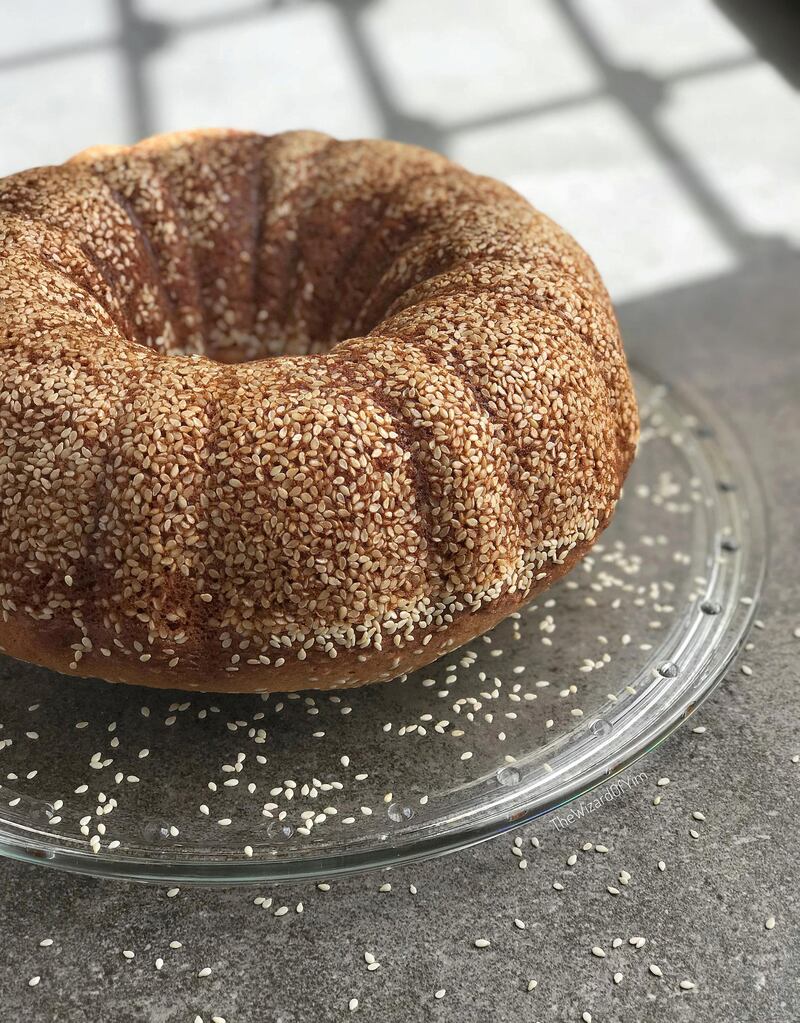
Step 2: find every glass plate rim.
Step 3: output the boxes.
[0,362,768,884]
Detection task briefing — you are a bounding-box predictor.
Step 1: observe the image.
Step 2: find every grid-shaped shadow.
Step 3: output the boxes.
[2,0,793,266]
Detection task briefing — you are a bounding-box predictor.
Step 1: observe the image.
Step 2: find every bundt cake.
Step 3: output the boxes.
[0,129,638,693]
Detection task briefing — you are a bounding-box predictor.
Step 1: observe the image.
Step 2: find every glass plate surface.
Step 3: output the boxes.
[0,366,766,883]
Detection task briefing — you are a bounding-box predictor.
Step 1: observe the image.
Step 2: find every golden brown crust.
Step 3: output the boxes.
[0,129,639,693]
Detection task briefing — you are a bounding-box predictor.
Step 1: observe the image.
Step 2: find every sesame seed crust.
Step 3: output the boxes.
[0,129,638,693]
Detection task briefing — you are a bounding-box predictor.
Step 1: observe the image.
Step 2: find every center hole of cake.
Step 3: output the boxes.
[163,324,345,365]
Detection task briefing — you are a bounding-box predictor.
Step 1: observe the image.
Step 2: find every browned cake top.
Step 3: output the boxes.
[0,130,638,690]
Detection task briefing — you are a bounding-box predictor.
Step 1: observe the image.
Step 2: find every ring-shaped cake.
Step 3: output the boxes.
[0,130,638,692]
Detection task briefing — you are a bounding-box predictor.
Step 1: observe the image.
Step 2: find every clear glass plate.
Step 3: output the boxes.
[0,365,766,884]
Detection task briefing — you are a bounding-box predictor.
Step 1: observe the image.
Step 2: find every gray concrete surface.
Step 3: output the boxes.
[4,239,798,1023]
[1,2,799,1021]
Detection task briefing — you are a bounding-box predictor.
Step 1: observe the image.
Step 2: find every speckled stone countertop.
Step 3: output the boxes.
[1,244,798,1023]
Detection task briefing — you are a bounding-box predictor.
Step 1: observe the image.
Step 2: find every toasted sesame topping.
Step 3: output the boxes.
[0,129,636,695]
